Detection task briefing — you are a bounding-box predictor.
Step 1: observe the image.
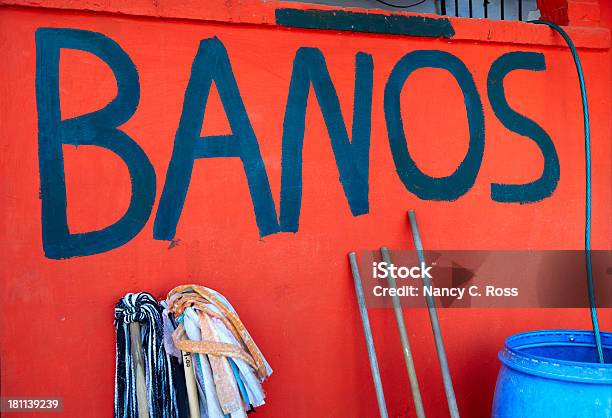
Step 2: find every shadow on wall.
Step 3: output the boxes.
[281,0,540,21]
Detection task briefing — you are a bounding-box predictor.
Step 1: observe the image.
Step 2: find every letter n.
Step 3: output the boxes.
[280,48,373,232]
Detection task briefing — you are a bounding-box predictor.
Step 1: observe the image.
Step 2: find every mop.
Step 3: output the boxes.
[160,304,192,418]
[164,284,272,418]
[114,292,179,418]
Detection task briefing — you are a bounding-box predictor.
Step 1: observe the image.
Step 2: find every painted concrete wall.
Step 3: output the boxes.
[0,1,610,417]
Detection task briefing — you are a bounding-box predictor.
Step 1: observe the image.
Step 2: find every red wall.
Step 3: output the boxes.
[1,2,610,417]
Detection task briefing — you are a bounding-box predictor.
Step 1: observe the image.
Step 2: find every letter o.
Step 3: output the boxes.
[384,50,485,200]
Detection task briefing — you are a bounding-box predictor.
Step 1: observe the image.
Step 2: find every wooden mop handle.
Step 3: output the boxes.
[128,322,150,418]
[181,351,200,418]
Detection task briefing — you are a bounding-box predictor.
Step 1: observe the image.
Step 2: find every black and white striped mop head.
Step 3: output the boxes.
[114,292,179,418]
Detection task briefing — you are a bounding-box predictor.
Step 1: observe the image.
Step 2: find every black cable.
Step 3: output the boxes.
[530,19,605,364]
[374,0,427,9]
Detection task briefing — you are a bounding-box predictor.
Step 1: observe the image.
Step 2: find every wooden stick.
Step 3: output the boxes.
[182,351,200,418]
[380,247,426,418]
[348,252,389,418]
[408,210,459,418]
[129,322,150,418]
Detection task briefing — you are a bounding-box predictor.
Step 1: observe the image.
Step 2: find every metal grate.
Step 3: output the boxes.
[435,0,537,21]
[282,1,540,22]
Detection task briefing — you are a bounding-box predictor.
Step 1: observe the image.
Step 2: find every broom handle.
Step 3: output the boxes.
[129,322,150,418]
[182,351,200,418]
[380,247,426,418]
[349,252,389,418]
[408,210,460,418]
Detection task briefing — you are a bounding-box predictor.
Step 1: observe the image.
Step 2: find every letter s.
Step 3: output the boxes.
[377,262,388,279]
[488,52,560,202]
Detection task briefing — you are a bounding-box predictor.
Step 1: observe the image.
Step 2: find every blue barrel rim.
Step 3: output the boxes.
[498,329,612,384]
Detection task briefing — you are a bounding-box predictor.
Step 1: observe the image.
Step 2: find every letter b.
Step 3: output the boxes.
[36,28,155,259]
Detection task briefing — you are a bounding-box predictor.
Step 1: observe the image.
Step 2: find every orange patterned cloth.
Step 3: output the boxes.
[165,284,272,416]
[167,284,269,380]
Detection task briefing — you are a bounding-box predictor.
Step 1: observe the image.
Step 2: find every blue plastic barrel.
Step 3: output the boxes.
[492,330,611,417]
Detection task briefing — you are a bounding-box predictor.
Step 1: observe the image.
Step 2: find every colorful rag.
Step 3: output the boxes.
[165,285,272,418]
[114,292,181,418]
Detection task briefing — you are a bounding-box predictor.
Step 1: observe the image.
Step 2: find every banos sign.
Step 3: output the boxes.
[36,28,559,259]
